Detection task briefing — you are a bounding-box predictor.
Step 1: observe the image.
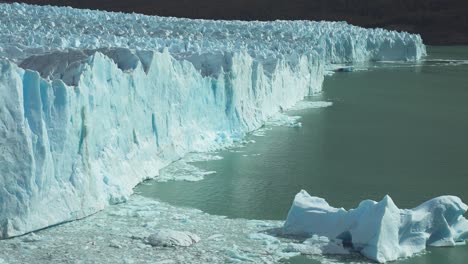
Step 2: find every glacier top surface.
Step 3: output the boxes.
[0,2,424,65]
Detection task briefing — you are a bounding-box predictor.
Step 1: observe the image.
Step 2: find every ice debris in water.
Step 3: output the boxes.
[147,229,201,247]
[265,100,332,127]
[285,235,349,255]
[21,233,42,243]
[157,159,217,182]
[182,153,224,163]
[283,190,468,263]
[152,153,223,182]
[288,101,333,111]
[266,114,303,128]
[0,195,295,264]
[1,192,466,264]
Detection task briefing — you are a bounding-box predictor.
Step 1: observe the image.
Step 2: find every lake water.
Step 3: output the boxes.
[136,46,468,263]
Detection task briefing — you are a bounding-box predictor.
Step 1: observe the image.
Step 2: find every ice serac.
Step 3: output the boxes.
[283,190,468,263]
[0,3,425,238]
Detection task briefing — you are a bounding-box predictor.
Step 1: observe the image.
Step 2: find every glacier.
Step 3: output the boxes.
[284,190,468,263]
[0,2,427,239]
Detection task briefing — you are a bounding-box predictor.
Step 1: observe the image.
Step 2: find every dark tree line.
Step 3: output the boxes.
[4,0,468,44]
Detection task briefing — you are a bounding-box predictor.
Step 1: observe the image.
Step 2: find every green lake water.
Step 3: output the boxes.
[137,46,468,263]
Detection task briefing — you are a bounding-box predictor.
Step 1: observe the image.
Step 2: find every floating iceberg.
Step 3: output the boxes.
[283,190,468,263]
[0,2,425,239]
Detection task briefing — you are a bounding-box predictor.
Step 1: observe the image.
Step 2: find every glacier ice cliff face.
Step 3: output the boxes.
[284,190,468,263]
[0,3,425,238]
[0,50,323,238]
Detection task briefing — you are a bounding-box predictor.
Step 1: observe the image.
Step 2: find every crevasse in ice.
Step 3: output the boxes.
[0,2,425,238]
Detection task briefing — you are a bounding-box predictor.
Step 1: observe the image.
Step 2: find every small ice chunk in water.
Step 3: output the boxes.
[109,240,122,248]
[266,114,302,127]
[288,101,333,111]
[147,229,200,247]
[21,233,42,243]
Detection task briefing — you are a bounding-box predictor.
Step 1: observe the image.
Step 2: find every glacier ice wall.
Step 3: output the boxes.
[0,50,323,238]
[0,3,425,238]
